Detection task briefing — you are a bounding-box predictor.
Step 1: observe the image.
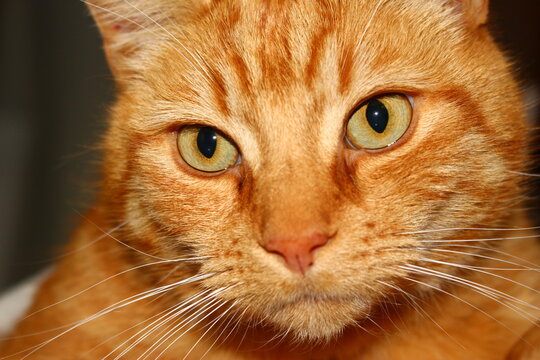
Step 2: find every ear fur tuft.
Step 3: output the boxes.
[84,0,200,79]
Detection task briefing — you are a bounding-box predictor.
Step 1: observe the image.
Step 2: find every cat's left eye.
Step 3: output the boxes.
[346,93,412,150]
[177,126,239,173]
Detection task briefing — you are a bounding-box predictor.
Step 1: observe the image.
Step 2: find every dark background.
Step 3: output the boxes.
[0,1,539,292]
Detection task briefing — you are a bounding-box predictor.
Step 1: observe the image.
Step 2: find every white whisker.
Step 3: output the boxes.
[419,258,540,295]
[235,306,251,352]
[199,305,249,360]
[401,275,517,335]
[353,0,389,56]
[377,280,441,336]
[25,221,127,265]
[420,244,540,268]
[74,210,174,260]
[81,0,203,88]
[152,298,230,360]
[123,0,213,81]
[506,170,540,177]
[421,233,540,243]
[398,225,540,235]
[82,293,174,358]
[7,257,209,335]
[404,264,539,311]
[181,301,237,360]
[102,289,214,359]
[135,299,218,360]
[137,286,236,360]
[421,248,539,271]
[3,273,212,360]
[129,289,227,359]
[400,265,540,325]
[90,262,187,355]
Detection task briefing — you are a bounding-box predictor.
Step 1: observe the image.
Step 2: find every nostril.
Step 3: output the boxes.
[261,231,331,274]
[308,233,331,253]
[264,246,285,258]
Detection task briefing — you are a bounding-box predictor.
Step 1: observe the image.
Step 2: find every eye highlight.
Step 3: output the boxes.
[346,94,412,150]
[177,126,239,173]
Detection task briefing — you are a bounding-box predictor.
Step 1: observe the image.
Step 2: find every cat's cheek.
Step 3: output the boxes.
[125,138,244,242]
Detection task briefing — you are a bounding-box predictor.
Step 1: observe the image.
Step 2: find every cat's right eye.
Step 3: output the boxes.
[177,126,239,173]
[346,93,412,150]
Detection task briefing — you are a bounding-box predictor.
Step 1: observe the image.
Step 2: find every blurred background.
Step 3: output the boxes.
[0,0,539,292]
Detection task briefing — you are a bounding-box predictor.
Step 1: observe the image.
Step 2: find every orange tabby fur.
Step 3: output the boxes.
[1,0,539,359]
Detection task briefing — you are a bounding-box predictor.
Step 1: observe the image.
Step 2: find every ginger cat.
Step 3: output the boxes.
[1,0,539,359]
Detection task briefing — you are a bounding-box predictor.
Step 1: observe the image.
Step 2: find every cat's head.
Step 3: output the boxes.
[89,0,527,342]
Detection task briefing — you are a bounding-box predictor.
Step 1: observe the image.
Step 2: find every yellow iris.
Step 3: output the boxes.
[346,94,412,150]
[177,126,239,173]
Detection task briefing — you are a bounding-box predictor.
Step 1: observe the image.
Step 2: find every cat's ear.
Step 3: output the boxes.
[450,0,489,27]
[85,0,199,80]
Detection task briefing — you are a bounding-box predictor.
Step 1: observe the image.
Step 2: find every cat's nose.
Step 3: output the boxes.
[262,232,330,275]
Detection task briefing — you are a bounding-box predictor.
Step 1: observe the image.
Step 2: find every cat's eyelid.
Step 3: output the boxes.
[344,134,360,151]
[406,95,415,108]
[349,88,415,113]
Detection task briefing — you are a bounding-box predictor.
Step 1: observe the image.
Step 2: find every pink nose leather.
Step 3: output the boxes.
[262,232,330,275]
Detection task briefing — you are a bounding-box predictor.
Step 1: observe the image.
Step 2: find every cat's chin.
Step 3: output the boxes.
[264,295,370,342]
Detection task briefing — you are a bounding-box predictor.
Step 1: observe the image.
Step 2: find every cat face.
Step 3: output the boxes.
[91,0,526,341]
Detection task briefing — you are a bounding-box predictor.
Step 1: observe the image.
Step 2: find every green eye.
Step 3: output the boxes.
[346,94,412,150]
[177,126,239,173]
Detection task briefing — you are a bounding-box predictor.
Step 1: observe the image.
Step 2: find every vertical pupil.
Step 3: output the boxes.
[365,99,388,133]
[197,127,218,158]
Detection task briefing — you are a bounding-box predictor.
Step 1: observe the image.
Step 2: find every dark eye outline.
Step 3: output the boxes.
[174,124,242,176]
[344,92,415,153]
